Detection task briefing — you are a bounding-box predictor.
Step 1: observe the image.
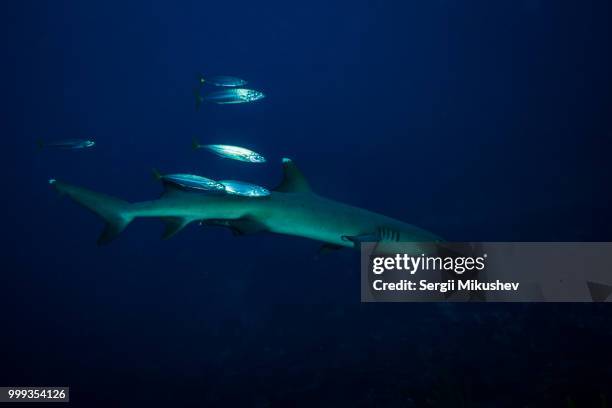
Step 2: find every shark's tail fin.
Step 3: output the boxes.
[49,179,134,245]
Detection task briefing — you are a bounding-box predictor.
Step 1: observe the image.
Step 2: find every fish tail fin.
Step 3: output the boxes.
[152,168,162,181]
[194,87,204,111]
[49,179,134,245]
[36,139,44,149]
[192,137,201,150]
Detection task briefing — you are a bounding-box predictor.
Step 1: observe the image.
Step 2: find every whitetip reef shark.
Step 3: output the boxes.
[49,160,612,301]
[49,158,441,250]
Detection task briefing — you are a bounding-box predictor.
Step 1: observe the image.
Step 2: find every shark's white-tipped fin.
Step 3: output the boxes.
[274,158,312,193]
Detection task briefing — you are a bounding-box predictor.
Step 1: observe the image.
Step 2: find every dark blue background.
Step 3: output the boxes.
[1,0,611,406]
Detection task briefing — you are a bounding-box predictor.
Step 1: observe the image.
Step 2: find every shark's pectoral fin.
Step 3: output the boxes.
[202,217,267,236]
[161,217,190,239]
[273,158,312,193]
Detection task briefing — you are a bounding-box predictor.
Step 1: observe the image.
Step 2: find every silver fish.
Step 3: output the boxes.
[198,74,247,87]
[219,180,270,197]
[153,170,226,192]
[204,88,265,104]
[37,139,95,149]
[193,140,266,163]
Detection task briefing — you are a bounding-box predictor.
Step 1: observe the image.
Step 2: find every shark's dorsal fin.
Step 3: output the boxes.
[274,158,312,193]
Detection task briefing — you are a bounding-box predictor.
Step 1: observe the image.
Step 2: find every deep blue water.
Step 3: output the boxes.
[1,0,611,406]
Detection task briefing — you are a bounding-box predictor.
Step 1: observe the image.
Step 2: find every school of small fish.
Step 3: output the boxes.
[40,72,272,198]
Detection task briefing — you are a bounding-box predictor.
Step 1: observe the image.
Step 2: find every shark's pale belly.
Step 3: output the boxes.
[257,193,440,247]
[136,192,432,247]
